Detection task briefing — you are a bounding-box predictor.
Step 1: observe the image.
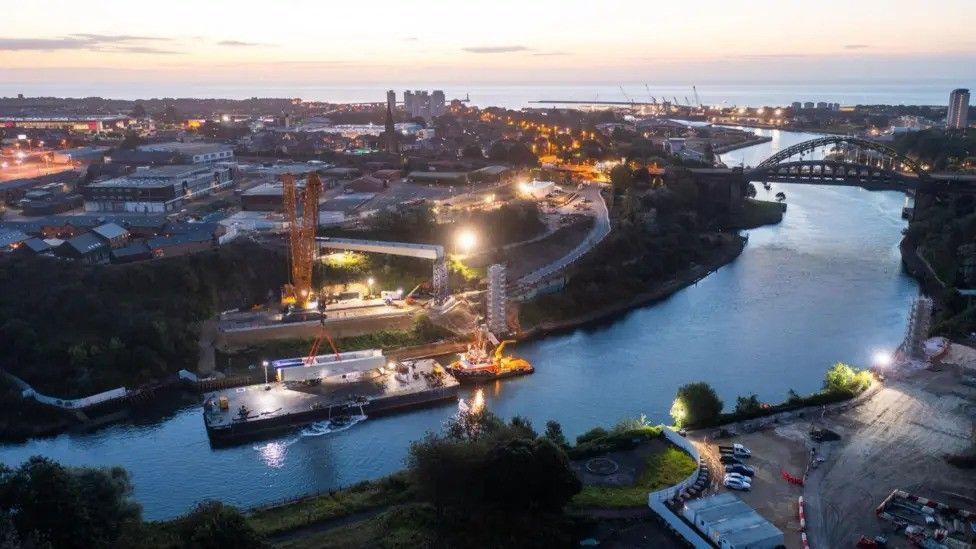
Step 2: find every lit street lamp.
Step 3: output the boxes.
[262,360,270,387]
[456,229,477,254]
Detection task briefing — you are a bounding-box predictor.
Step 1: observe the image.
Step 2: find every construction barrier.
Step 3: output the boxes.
[782,469,804,486]
[798,496,806,531]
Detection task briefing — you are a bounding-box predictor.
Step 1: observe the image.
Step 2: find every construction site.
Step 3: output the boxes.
[202,170,542,444]
[688,297,976,549]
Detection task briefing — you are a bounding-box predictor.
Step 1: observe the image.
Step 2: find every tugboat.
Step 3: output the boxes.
[447,326,534,383]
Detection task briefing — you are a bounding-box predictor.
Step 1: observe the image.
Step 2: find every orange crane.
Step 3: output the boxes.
[305,321,341,365]
[281,172,322,309]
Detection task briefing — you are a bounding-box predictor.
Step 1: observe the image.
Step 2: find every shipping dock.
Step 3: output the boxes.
[203,356,458,445]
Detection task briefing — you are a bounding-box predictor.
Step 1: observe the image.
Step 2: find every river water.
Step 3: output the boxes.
[0,128,918,519]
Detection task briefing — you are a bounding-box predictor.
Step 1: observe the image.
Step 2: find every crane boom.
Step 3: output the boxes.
[693,85,702,107]
[619,85,634,104]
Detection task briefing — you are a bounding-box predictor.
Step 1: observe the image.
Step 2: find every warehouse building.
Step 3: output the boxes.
[681,493,784,549]
[83,164,233,214]
[138,142,234,164]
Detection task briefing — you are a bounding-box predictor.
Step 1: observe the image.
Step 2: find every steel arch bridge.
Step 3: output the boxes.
[744,135,935,192]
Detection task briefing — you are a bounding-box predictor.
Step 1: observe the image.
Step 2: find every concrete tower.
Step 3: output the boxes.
[487,264,507,336]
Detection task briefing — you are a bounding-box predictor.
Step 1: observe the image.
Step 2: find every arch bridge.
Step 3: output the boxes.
[744,135,947,192]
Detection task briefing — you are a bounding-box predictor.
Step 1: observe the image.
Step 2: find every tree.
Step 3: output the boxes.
[543,420,568,448]
[461,144,484,159]
[610,164,633,190]
[734,394,762,415]
[174,501,268,549]
[0,457,142,549]
[670,382,723,427]
[118,131,146,150]
[822,362,872,395]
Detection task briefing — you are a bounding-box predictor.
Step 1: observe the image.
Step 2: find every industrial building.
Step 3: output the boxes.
[84,164,233,214]
[51,146,110,164]
[0,115,132,133]
[137,142,234,164]
[681,493,784,549]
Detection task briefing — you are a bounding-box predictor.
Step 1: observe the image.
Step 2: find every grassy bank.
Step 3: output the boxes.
[572,446,697,508]
[248,475,413,538]
[729,198,785,230]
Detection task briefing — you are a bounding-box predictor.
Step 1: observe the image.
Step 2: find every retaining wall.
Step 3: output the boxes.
[647,428,713,549]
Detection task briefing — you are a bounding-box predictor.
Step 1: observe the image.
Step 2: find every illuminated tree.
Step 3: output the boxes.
[670,382,723,428]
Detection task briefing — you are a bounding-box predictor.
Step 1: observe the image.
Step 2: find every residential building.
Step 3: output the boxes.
[147,231,215,258]
[803,102,814,109]
[947,88,970,130]
[404,89,445,121]
[138,142,234,164]
[83,164,233,214]
[791,102,802,111]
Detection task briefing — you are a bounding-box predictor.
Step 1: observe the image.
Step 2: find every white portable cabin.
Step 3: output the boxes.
[273,349,385,382]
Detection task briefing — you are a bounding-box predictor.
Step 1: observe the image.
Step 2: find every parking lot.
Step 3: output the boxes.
[694,428,809,549]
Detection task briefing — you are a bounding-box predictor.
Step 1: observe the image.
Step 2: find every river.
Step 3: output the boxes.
[0,127,919,520]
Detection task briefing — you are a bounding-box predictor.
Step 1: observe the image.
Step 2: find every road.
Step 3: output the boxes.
[515,183,610,287]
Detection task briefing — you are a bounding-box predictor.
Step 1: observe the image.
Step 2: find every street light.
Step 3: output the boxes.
[456,229,477,254]
[872,351,893,369]
[262,360,270,387]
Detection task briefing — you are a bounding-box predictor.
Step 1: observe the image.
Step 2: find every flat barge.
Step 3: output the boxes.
[203,359,458,445]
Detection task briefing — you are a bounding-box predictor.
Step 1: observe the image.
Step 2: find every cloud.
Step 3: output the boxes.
[0,34,179,54]
[843,44,869,50]
[462,45,530,54]
[737,53,812,59]
[531,51,570,57]
[218,40,266,47]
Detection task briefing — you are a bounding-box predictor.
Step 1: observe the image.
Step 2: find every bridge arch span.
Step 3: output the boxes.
[754,135,927,179]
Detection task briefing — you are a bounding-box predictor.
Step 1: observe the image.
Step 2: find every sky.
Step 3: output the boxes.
[1,0,974,86]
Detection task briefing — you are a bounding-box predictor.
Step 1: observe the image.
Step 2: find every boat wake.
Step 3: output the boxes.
[299,414,367,437]
[252,414,368,455]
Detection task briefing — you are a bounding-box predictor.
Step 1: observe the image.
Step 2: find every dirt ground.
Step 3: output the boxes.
[693,364,976,549]
[809,366,976,548]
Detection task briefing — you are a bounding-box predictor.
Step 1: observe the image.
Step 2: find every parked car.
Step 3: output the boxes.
[724,477,751,491]
[725,464,755,477]
[719,443,752,458]
[724,473,752,485]
[719,455,742,465]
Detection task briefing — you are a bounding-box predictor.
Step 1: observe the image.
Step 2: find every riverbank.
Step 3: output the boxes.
[712,135,772,154]
[519,234,747,339]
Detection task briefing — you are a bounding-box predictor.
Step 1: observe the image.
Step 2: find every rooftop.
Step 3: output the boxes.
[0,230,30,248]
[64,233,106,254]
[89,165,212,189]
[139,142,233,155]
[91,222,129,241]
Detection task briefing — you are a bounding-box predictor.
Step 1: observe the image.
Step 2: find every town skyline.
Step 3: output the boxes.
[2,0,975,85]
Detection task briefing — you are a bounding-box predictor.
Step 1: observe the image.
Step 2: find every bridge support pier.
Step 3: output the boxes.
[432,259,449,303]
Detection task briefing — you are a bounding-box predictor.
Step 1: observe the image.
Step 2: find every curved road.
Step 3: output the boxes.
[516,183,610,287]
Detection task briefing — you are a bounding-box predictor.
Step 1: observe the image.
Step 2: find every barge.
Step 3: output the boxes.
[203,357,458,445]
[446,327,534,384]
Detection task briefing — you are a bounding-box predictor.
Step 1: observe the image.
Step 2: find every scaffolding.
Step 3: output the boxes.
[487,264,507,336]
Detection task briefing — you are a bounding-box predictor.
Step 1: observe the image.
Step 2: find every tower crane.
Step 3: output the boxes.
[281,172,322,310]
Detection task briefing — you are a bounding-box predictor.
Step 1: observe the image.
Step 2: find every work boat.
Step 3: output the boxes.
[446,326,534,383]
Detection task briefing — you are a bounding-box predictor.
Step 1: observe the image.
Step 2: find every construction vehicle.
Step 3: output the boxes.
[281,172,323,310]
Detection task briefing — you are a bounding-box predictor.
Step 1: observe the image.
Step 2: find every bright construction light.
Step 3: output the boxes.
[456,229,477,252]
[15,151,26,160]
[872,351,893,368]
[367,277,375,286]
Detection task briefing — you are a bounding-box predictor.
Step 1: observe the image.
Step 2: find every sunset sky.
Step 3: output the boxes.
[2,0,974,85]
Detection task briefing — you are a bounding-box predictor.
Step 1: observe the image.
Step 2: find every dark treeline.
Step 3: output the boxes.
[0,242,286,397]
